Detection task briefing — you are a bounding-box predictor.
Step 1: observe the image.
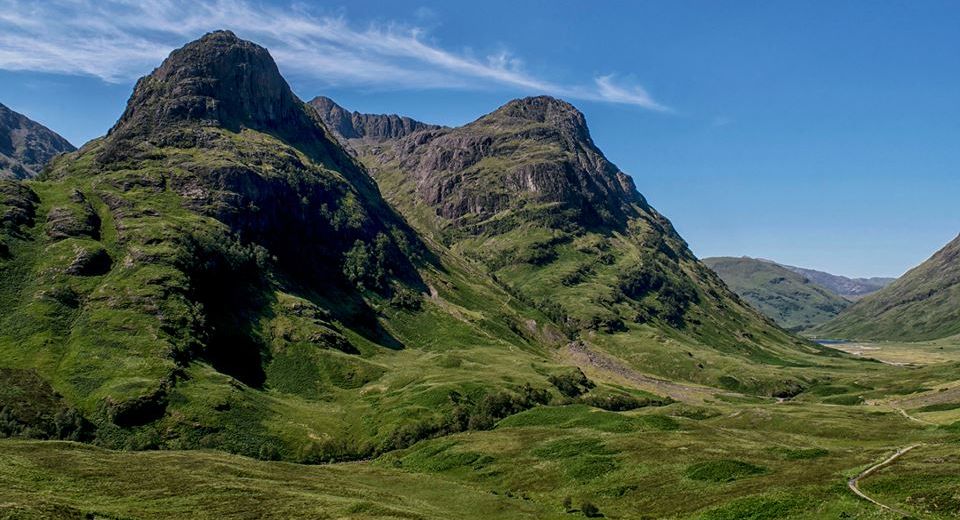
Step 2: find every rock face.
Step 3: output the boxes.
[317,95,651,232]
[309,96,441,143]
[397,96,646,228]
[0,103,75,180]
[816,235,960,341]
[113,31,315,142]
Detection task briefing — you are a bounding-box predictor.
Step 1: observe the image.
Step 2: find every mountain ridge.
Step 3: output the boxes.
[309,96,442,144]
[0,103,75,180]
[774,262,895,300]
[314,94,831,396]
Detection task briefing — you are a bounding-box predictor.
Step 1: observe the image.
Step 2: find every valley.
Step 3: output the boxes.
[0,28,957,520]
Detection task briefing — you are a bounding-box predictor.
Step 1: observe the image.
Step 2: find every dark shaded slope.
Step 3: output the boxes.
[0,103,75,180]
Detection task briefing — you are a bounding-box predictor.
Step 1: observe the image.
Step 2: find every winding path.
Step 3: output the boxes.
[848,444,922,517]
[897,407,937,426]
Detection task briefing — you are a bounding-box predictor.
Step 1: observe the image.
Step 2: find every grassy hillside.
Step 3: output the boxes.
[4,363,959,520]
[4,31,960,520]
[816,235,960,341]
[0,31,609,461]
[703,257,850,331]
[315,96,837,397]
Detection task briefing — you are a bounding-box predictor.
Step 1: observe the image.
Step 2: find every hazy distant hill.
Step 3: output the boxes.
[777,264,894,300]
[815,235,960,341]
[703,257,850,331]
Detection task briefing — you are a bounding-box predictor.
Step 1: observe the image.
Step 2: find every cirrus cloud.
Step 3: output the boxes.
[0,0,671,112]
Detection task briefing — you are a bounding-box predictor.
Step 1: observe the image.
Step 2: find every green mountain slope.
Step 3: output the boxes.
[311,96,836,396]
[0,103,75,180]
[702,257,850,331]
[0,31,602,460]
[0,31,848,467]
[815,234,960,341]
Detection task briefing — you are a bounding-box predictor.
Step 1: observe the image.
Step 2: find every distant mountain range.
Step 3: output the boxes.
[0,103,75,180]
[702,257,852,331]
[774,263,895,300]
[815,234,960,341]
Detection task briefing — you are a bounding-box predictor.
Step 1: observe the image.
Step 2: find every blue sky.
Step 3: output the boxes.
[1,1,957,277]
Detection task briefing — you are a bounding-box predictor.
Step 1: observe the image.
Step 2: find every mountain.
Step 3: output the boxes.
[313,96,832,396]
[309,96,441,145]
[0,103,75,179]
[0,31,841,466]
[702,257,850,331]
[777,264,895,300]
[0,31,583,459]
[815,234,960,341]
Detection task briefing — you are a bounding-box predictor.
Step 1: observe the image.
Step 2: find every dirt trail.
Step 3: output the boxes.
[897,408,937,426]
[848,444,922,517]
[559,341,725,403]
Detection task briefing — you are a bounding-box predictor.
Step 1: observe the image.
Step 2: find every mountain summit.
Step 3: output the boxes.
[104,31,357,179]
[112,31,309,140]
[316,95,825,396]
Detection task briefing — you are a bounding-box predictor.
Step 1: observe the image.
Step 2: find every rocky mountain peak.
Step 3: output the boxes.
[309,96,441,142]
[478,96,590,138]
[488,95,584,122]
[107,30,325,148]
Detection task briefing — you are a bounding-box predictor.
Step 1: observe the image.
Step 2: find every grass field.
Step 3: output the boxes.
[3,376,958,519]
[823,336,960,366]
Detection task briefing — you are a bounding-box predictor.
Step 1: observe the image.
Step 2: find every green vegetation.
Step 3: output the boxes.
[816,234,960,341]
[684,459,766,482]
[3,31,960,520]
[703,256,850,331]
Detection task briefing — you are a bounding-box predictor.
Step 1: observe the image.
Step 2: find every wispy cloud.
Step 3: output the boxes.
[0,0,670,111]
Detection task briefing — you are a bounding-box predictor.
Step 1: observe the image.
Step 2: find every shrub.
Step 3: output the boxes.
[549,369,596,398]
[685,459,765,482]
[389,283,423,310]
[581,501,602,517]
[380,384,552,452]
[580,393,665,411]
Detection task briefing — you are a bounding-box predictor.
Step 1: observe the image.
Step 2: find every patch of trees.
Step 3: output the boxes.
[0,405,90,441]
[562,497,603,517]
[578,393,669,412]
[616,254,699,327]
[379,383,552,454]
[549,368,596,398]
